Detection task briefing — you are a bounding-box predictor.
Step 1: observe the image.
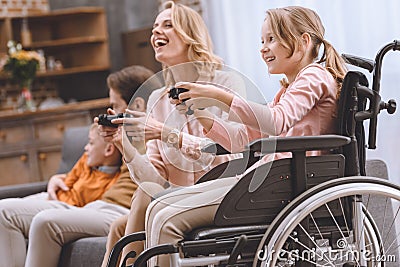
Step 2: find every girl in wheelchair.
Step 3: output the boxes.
[143,5,348,267]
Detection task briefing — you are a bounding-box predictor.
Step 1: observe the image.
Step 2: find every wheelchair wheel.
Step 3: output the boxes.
[254,176,400,267]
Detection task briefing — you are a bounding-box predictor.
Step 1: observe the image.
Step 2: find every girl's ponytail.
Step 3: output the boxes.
[319,39,347,86]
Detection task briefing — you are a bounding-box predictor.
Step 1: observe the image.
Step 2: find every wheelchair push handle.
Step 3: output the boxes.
[342,39,400,94]
[372,39,400,94]
[369,40,399,148]
[342,54,375,73]
[343,40,399,149]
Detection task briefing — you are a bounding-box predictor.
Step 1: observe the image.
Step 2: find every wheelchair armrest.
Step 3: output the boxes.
[247,135,351,155]
[201,143,233,155]
[134,244,179,267]
[107,231,146,267]
[0,181,48,199]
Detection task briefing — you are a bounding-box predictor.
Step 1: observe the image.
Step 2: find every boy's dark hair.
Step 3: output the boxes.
[106,65,159,104]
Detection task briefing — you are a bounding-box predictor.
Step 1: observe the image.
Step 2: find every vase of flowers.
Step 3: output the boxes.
[1,40,41,111]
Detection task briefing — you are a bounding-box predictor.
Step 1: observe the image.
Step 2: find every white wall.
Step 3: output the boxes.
[203,0,400,184]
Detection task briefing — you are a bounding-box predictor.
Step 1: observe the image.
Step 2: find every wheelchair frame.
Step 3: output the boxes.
[107,40,400,267]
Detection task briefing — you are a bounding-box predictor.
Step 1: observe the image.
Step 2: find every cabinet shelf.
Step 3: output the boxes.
[0,65,109,80]
[25,36,107,49]
[36,65,109,78]
[8,7,105,19]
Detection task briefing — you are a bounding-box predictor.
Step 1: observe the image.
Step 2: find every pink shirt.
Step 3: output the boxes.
[205,63,339,168]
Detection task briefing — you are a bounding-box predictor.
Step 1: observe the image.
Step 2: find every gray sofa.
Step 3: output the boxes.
[0,125,392,267]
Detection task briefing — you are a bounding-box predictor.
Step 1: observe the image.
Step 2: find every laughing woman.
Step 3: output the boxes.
[100,2,248,266]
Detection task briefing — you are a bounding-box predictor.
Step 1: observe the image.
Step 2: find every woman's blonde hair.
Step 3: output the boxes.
[160,1,222,86]
[265,6,347,90]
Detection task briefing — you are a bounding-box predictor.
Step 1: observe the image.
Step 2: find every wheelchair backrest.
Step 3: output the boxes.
[336,70,370,176]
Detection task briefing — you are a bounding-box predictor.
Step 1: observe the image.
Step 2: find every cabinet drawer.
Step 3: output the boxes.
[37,149,62,181]
[0,152,31,186]
[34,113,91,143]
[0,123,32,147]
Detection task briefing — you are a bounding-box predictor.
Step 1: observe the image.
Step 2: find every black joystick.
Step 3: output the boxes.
[168,87,189,100]
[98,113,125,128]
[168,87,194,115]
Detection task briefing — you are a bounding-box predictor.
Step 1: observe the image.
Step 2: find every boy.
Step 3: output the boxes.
[25,123,122,207]
[53,123,121,206]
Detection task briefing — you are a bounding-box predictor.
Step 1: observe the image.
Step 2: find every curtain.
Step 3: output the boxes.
[202,0,400,184]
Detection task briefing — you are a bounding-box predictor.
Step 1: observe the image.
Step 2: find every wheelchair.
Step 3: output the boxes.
[107,40,400,267]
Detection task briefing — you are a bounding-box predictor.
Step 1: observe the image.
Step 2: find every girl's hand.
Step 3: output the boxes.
[174,82,234,113]
[112,109,164,142]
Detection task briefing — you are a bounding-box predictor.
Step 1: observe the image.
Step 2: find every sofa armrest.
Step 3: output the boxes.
[0,181,48,199]
[58,237,107,267]
[366,159,388,179]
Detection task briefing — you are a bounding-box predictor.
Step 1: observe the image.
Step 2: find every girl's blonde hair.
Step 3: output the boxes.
[265,6,347,90]
[160,1,222,86]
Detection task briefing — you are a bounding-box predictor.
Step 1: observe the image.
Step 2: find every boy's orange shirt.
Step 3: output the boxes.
[56,154,120,207]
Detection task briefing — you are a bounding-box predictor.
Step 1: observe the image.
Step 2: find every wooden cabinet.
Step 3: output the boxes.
[0,7,110,105]
[11,7,110,73]
[121,27,162,73]
[0,98,109,186]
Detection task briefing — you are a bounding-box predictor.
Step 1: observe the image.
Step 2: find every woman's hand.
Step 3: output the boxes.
[119,126,139,162]
[95,108,121,144]
[111,109,164,142]
[174,82,234,113]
